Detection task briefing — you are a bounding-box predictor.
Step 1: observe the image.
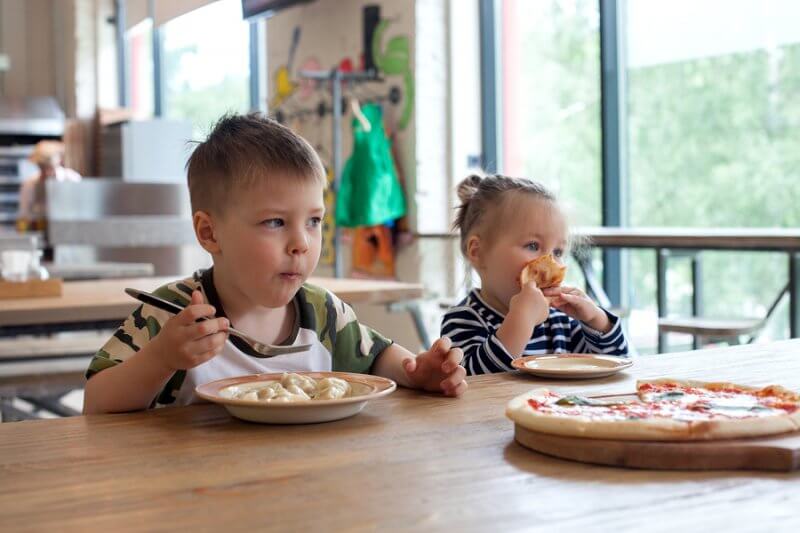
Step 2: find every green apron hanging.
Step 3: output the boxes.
[335,103,406,227]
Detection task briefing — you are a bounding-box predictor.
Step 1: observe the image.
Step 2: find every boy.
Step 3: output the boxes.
[83,114,466,413]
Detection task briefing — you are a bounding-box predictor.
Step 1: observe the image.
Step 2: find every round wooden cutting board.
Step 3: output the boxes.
[514,425,800,472]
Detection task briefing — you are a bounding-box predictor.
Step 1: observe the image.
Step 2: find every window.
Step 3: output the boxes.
[161,0,252,137]
[626,0,800,339]
[497,0,602,226]
[126,19,155,119]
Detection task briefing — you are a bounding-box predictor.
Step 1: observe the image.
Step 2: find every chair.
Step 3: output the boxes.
[656,249,781,352]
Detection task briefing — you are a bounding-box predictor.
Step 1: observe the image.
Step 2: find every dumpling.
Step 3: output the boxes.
[240,390,260,402]
[255,382,285,400]
[284,383,312,399]
[315,377,351,400]
[272,386,311,402]
[281,372,317,395]
[226,375,352,402]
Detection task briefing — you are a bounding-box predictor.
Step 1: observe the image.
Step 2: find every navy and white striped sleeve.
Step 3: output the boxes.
[440,307,515,375]
[567,310,629,356]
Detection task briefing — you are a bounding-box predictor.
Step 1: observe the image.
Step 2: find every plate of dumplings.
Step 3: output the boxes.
[196,371,396,424]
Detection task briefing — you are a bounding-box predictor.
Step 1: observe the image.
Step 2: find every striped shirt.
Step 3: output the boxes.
[440,289,629,375]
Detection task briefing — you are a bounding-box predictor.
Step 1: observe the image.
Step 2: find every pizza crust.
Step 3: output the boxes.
[683,414,798,440]
[519,255,566,289]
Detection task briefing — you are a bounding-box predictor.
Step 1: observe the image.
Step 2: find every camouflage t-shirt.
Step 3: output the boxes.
[86,269,393,407]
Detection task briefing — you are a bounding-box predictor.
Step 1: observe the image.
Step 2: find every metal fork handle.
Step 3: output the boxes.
[194,282,312,356]
[225,326,311,356]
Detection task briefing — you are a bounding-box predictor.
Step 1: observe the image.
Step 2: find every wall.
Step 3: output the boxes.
[266,0,416,219]
[267,0,420,348]
[0,0,117,119]
[0,0,58,101]
[266,0,481,350]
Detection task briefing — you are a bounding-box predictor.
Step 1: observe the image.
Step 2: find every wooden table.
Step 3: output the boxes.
[579,226,800,251]
[575,226,800,344]
[0,276,424,331]
[1,340,798,531]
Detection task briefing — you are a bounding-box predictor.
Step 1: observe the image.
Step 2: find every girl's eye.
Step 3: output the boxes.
[525,241,540,252]
[308,217,322,228]
[553,248,564,258]
[262,218,284,228]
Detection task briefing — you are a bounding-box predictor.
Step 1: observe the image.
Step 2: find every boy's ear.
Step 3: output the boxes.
[466,235,482,267]
[193,210,221,254]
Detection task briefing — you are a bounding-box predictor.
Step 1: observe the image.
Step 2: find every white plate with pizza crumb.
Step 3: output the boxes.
[511,354,633,379]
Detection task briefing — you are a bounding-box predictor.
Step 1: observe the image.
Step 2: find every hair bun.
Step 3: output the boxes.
[456,174,483,203]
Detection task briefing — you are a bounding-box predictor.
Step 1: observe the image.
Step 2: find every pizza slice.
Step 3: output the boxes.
[519,255,566,289]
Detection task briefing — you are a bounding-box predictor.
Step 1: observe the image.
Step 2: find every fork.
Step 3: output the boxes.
[124,288,312,358]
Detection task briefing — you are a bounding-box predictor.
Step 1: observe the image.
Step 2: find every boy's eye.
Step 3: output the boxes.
[308,217,322,228]
[554,248,564,258]
[262,218,284,228]
[525,241,540,252]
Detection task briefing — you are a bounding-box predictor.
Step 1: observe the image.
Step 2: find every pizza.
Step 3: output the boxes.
[519,255,566,289]
[506,378,800,441]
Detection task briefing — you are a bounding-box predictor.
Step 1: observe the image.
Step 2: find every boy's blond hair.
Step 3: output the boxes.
[186,113,326,214]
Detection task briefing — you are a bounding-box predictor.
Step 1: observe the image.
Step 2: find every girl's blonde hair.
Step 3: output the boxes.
[453,174,557,256]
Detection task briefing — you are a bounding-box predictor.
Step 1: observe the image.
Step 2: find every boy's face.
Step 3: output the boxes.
[473,196,568,311]
[210,175,325,308]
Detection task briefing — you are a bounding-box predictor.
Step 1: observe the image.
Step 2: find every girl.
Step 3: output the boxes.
[441,174,629,375]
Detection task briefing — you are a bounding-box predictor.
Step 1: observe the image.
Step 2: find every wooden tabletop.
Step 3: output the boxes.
[0,276,424,328]
[1,340,798,531]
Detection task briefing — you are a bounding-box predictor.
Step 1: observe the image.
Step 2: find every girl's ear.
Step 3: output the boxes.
[466,235,482,267]
[194,210,221,254]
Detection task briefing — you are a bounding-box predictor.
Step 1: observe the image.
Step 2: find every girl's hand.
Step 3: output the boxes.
[542,286,611,333]
[403,336,467,397]
[510,281,550,327]
[149,290,230,371]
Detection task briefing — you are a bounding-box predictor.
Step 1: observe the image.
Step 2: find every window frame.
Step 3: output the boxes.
[479,0,628,306]
[115,2,260,116]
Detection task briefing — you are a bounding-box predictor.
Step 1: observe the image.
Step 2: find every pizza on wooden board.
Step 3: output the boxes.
[519,255,566,289]
[506,378,800,441]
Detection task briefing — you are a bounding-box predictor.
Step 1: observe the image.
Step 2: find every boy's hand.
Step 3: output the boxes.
[542,286,611,333]
[510,281,550,326]
[150,290,229,371]
[402,336,467,397]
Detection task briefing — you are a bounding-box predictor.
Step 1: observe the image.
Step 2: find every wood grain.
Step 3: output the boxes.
[514,424,800,472]
[575,226,800,251]
[0,278,62,300]
[1,340,800,530]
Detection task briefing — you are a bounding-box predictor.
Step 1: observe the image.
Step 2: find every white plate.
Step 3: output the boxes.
[511,354,633,379]
[195,371,396,424]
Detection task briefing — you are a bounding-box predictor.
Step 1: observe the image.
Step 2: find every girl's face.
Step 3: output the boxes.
[470,196,568,313]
